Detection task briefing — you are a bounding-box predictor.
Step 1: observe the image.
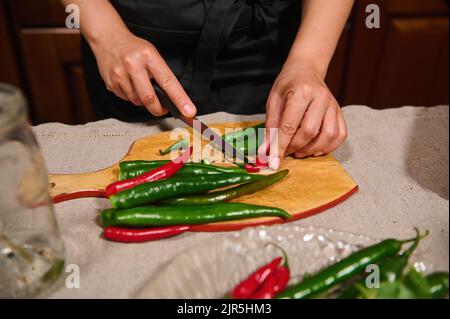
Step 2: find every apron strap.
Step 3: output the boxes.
[180,0,247,108]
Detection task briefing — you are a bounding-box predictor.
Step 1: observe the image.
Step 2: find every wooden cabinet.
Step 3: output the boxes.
[0,1,22,88]
[0,0,448,124]
[4,0,95,124]
[343,0,449,108]
[9,0,66,27]
[19,29,95,124]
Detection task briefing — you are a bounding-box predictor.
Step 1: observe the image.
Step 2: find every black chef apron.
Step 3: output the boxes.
[82,0,301,122]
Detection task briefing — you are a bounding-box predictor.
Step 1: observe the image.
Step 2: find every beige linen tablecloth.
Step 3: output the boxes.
[33,105,449,298]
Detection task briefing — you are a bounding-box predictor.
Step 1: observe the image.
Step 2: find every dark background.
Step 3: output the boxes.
[0,0,448,125]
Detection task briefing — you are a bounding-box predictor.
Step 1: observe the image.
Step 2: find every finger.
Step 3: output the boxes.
[130,70,167,116]
[258,91,283,161]
[118,76,142,106]
[264,91,284,133]
[289,92,329,155]
[277,90,310,159]
[322,105,348,154]
[148,56,196,118]
[108,82,129,102]
[294,103,338,157]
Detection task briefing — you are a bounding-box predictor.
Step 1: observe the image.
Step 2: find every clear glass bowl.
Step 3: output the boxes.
[137,224,430,299]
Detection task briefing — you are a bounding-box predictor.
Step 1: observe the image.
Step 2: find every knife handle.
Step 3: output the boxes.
[153,84,182,118]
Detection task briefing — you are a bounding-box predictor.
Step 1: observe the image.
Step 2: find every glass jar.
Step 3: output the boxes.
[0,83,65,298]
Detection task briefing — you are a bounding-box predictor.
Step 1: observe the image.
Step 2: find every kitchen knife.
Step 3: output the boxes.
[154,85,254,164]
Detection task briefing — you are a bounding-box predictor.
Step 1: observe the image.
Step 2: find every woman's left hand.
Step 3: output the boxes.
[263,59,348,169]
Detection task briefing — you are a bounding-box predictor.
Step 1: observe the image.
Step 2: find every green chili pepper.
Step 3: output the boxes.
[338,229,425,299]
[41,259,65,283]
[119,160,167,171]
[110,173,262,209]
[101,203,291,227]
[353,267,429,299]
[119,165,242,181]
[158,138,189,156]
[221,122,265,155]
[401,266,432,298]
[338,255,410,299]
[426,272,449,299]
[120,160,210,170]
[160,169,289,205]
[119,160,245,174]
[222,122,265,142]
[277,233,424,299]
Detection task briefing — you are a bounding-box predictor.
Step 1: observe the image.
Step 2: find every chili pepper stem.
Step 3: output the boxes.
[398,228,429,245]
[159,138,189,156]
[264,242,290,269]
[401,228,428,258]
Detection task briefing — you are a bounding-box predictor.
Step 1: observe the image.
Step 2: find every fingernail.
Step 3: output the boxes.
[269,157,280,170]
[296,153,306,158]
[314,152,324,157]
[181,104,195,117]
[257,143,267,157]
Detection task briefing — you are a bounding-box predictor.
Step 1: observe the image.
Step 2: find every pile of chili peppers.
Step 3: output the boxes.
[100,126,292,243]
[230,229,449,299]
[231,249,290,299]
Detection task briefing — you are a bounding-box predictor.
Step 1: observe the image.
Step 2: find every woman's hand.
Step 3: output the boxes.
[263,59,347,168]
[62,0,195,117]
[92,31,196,117]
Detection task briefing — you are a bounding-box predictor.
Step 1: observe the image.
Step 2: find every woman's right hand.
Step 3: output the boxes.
[92,32,196,117]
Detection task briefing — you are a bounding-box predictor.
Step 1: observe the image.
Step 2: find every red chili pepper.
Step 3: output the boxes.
[244,157,269,173]
[105,147,192,197]
[103,225,190,243]
[231,256,282,299]
[251,266,290,299]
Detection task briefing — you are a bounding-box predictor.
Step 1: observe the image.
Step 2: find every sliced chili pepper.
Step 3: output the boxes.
[101,203,291,227]
[110,173,262,209]
[103,225,189,243]
[276,231,427,299]
[160,170,288,205]
[251,266,290,299]
[105,147,192,197]
[231,256,283,299]
[158,138,189,156]
[244,157,270,173]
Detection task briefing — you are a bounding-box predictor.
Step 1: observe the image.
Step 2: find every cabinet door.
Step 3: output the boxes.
[0,1,22,88]
[372,17,448,107]
[343,0,449,108]
[325,23,351,104]
[19,29,95,124]
[9,0,66,27]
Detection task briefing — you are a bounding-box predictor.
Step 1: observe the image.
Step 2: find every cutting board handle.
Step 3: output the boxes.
[49,166,118,203]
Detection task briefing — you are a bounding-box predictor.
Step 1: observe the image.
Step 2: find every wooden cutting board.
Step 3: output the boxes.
[49,121,358,232]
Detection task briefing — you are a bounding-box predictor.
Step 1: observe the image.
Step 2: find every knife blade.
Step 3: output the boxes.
[154,85,254,164]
